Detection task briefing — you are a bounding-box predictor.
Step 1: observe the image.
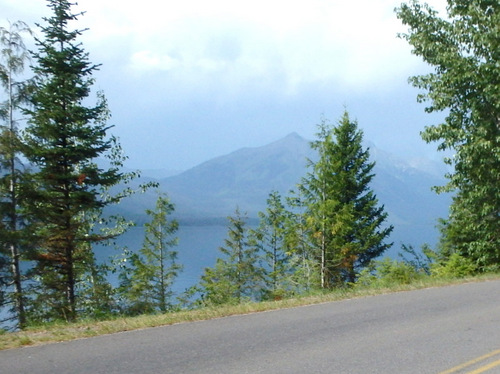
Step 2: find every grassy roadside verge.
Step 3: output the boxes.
[2,274,499,351]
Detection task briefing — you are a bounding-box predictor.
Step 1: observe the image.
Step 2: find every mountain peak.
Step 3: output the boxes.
[284,132,303,140]
[276,132,305,143]
[264,132,308,151]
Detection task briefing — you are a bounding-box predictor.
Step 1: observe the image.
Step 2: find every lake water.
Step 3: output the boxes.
[95,225,230,294]
[98,220,439,294]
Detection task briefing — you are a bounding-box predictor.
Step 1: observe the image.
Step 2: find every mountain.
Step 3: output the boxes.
[158,132,313,218]
[116,133,451,248]
[368,145,450,226]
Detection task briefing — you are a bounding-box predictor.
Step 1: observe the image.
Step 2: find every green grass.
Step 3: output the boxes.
[1,273,499,351]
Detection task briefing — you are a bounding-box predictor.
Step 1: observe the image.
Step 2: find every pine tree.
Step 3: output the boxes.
[285,189,319,292]
[0,21,34,329]
[77,261,116,318]
[118,194,181,315]
[396,1,500,270]
[301,112,393,288]
[199,208,262,305]
[252,191,293,299]
[22,0,129,322]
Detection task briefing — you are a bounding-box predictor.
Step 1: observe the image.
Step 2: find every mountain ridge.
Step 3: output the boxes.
[115,133,450,248]
[159,133,448,217]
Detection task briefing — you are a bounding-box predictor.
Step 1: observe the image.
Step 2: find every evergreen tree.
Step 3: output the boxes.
[118,194,181,315]
[396,1,500,270]
[301,112,393,288]
[76,258,116,319]
[252,191,293,299]
[199,208,262,305]
[22,0,129,322]
[0,21,34,329]
[284,189,318,292]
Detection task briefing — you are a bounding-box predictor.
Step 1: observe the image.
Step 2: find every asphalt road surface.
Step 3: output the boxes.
[2,280,500,373]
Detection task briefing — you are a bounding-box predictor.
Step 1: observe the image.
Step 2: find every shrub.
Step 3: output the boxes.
[356,258,422,288]
[430,253,477,279]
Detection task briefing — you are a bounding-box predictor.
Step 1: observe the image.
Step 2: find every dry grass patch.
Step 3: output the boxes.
[1,274,499,351]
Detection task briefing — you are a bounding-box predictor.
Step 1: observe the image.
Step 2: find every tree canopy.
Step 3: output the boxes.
[23,0,129,321]
[396,0,500,269]
[301,112,393,287]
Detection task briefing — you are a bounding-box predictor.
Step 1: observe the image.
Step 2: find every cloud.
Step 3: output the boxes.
[102,0,432,94]
[130,50,181,71]
[2,0,449,170]
[5,0,445,94]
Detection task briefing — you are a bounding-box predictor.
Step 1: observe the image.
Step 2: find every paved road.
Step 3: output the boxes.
[2,280,500,373]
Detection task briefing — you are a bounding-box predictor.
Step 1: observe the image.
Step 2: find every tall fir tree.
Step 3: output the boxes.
[118,194,181,315]
[199,208,262,305]
[0,21,34,329]
[22,0,129,322]
[396,1,500,270]
[301,112,393,288]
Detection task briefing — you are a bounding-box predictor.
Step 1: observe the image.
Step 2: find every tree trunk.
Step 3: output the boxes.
[8,69,26,329]
[65,245,76,322]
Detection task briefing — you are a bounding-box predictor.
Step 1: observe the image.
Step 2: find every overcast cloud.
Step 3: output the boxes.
[2,0,448,171]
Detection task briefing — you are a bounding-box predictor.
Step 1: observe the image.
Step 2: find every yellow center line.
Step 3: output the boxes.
[467,358,500,374]
[438,349,500,374]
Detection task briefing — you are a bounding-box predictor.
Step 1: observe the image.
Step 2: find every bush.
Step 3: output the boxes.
[430,253,477,279]
[356,258,423,288]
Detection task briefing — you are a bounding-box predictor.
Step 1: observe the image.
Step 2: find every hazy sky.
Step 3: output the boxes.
[2,0,448,171]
